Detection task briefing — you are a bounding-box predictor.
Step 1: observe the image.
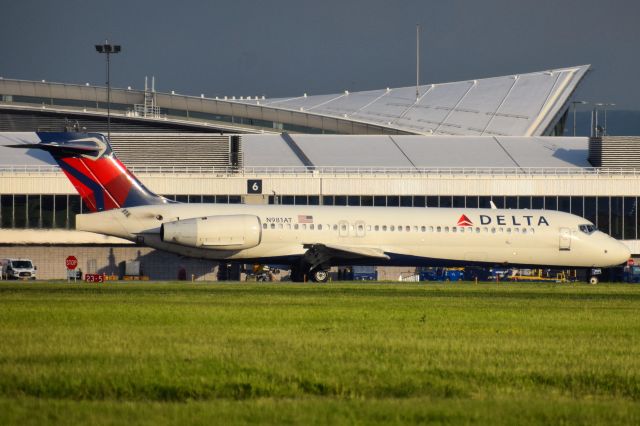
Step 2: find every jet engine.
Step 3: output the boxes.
[160,214,261,249]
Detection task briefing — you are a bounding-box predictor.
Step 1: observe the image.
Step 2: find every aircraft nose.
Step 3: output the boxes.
[607,240,631,265]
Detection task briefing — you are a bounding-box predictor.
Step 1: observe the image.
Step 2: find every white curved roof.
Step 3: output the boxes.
[239,65,590,136]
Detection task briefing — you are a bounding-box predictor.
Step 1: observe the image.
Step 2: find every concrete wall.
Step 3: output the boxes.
[0,245,219,281]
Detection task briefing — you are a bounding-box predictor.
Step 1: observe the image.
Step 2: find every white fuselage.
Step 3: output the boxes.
[76,204,631,268]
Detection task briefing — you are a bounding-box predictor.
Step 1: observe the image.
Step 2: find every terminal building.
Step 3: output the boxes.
[1,64,638,280]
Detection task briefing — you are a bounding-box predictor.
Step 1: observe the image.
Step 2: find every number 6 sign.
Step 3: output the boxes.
[247,179,262,194]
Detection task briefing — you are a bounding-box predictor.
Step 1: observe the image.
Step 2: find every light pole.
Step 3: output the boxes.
[95,41,121,140]
[571,101,587,136]
[602,103,615,136]
[594,103,604,137]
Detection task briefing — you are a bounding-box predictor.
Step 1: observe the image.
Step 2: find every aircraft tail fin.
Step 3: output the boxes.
[9,132,169,212]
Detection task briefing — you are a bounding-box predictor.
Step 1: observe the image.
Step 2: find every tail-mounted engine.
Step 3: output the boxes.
[160,215,261,250]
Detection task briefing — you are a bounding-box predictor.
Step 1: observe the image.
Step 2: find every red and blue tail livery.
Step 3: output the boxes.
[11,132,169,212]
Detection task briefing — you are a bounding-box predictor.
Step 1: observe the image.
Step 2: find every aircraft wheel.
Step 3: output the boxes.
[589,276,599,285]
[311,269,329,283]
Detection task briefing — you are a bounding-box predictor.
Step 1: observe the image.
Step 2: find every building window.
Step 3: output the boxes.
[598,197,610,235]
[439,196,452,208]
[571,197,584,217]
[624,197,637,240]
[611,197,623,239]
[387,196,399,207]
[400,196,412,207]
[518,196,531,209]
[532,197,544,210]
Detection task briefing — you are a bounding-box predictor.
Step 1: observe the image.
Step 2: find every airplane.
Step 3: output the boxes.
[11,132,631,283]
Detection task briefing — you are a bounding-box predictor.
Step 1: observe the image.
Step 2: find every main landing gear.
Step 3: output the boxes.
[290,262,330,283]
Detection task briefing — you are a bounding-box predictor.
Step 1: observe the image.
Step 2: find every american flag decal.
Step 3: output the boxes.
[298,215,313,223]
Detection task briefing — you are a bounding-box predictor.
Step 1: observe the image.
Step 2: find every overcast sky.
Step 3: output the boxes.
[1,0,638,109]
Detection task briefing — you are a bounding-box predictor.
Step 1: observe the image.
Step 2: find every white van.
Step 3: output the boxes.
[1,259,37,280]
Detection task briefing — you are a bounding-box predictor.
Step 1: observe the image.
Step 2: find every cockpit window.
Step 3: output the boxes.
[579,224,596,234]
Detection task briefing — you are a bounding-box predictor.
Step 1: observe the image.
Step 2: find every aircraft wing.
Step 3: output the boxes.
[303,243,390,270]
[319,243,390,259]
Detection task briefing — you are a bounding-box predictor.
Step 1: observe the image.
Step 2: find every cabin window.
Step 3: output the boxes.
[375,225,380,231]
[340,224,347,231]
[398,226,403,232]
[514,228,520,233]
[452,227,457,233]
[310,224,314,230]
[278,224,283,229]
[318,224,323,230]
[302,224,307,230]
[498,227,503,233]
[263,223,267,229]
[507,228,512,233]
[366,225,371,231]
[333,224,338,231]
[429,226,434,232]
[444,227,450,233]
[491,227,496,233]
[483,227,488,233]
[287,223,291,230]
[382,225,387,231]
[522,228,527,234]
[390,226,395,231]
[357,225,364,231]
[475,227,480,233]
[413,226,418,232]
[421,226,426,232]
[270,223,276,229]
[294,224,299,230]
[437,226,441,232]
[459,227,464,233]
[530,228,535,234]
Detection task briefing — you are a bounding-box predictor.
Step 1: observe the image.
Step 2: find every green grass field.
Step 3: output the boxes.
[0,281,639,425]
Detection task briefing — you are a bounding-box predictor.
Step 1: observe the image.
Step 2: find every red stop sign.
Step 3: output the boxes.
[66,256,78,270]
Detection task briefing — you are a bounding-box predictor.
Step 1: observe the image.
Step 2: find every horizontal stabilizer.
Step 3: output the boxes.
[7,141,102,157]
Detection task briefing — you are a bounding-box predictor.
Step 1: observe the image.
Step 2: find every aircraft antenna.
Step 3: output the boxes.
[416,24,420,101]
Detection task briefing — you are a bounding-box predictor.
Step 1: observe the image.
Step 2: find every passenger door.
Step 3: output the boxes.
[559,227,571,251]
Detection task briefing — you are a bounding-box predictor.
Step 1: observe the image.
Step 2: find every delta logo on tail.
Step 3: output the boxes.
[457,214,473,227]
[10,132,167,212]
